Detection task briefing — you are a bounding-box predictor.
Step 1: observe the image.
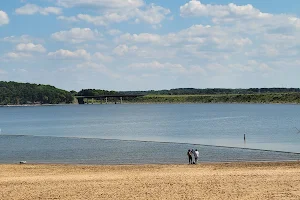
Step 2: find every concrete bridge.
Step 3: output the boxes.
[75,94,145,104]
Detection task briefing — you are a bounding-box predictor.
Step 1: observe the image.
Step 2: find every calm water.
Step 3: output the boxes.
[0,104,300,164]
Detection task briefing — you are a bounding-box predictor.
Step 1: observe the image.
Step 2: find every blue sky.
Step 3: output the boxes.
[0,0,300,91]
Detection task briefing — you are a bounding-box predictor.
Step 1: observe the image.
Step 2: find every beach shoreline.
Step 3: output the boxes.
[1,161,300,200]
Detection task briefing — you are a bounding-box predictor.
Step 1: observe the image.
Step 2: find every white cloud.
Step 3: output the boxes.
[76,62,120,78]
[1,35,43,43]
[229,60,272,72]
[15,4,62,15]
[48,49,112,62]
[56,0,170,26]
[76,14,111,26]
[16,43,46,53]
[129,61,186,73]
[179,0,300,36]
[233,38,253,46]
[245,44,280,58]
[76,5,170,26]
[51,28,101,43]
[118,26,252,50]
[93,52,113,62]
[107,29,122,36]
[13,68,28,73]
[189,66,207,76]
[134,4,170,25]
[56,0,144,10]
[0,10,9,26]
[118,33,161,44]
[180,1,270,19]
[57,16,79,22]
[3,52,32,60]
[48,49,90,60]
[77,62,106,70]
[96,44,108,49]
[113,44,138,56]
[289,17,300,28]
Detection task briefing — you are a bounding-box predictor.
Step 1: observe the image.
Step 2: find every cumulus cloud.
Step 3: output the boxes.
[113,44,138,56]
[16,43,46,53]
[107,29,122,36]
[56,0,170,26]
[93,52,113,62]
[118,33,161,44]
[56,0,144,10]
[133,4,170,24]
[3,52,32,60]
[51,28,101,43]
[117,26,253,51]
[76,62,120,78]
[48,49,113,62]
[15,4,62,15]
[76,14,113,26]
[0,10,9,26]
[179,0,300,34]
[1,35,43,43]
[57,16,79,22]
[229,60,272,72]
[180,0,270,19]
[48,49,91,60]
[129,61,186,73]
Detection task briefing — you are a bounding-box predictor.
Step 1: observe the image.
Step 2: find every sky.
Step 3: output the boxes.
[0,0,300,91]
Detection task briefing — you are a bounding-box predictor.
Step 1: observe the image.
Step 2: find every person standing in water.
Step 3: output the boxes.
[187,149,193,164]
[194,149,199,164]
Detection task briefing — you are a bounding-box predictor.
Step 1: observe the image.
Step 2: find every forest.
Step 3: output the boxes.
[0,81,74,105]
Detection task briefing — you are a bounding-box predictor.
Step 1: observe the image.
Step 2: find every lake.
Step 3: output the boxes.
[0,104,300,164]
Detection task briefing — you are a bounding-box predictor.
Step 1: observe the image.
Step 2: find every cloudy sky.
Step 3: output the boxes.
[0,0,300,91]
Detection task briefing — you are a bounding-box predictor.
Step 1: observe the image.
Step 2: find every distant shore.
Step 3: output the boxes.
[1,162,300,200]
[3,92,300,106]
[1,101,300,107]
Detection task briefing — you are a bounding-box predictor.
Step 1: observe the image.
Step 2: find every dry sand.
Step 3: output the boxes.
[1,162,300,200]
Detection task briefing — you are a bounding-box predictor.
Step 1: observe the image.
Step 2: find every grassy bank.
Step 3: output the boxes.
[123,93,300,104]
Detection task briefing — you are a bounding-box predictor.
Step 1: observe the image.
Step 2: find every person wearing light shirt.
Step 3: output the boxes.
[194,149,199,164]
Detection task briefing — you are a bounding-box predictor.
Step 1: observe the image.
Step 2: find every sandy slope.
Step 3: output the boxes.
[1,162,300,200]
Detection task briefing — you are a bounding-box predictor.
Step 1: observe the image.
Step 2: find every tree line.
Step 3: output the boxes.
[119,88,300,95]
[1,81,300,105]
[0,81,73,105]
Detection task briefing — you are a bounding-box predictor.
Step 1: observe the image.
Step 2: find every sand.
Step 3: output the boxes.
[1,162,300,200]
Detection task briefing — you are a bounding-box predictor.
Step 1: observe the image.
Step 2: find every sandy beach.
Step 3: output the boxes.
[1,162,300,200]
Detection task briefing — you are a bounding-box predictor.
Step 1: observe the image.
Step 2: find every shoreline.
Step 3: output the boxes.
[1,161,300,199]
[1,101,300,107]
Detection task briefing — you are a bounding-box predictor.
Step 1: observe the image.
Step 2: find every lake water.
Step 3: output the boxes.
[0,104,300,164]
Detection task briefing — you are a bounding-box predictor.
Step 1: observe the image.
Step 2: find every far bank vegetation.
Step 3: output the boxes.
[1,81,300,105]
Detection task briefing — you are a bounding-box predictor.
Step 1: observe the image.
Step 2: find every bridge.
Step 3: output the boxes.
[75,94,145,104]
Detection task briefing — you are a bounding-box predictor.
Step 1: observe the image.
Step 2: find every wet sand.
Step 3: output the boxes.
[1,162,300,200]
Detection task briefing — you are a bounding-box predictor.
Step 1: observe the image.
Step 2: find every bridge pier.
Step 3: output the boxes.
[105,97,108,104]
[78,98,85,104]
[120,97,122,104]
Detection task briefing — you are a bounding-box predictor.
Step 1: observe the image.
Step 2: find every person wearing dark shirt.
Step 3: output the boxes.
[187,149,193,164]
